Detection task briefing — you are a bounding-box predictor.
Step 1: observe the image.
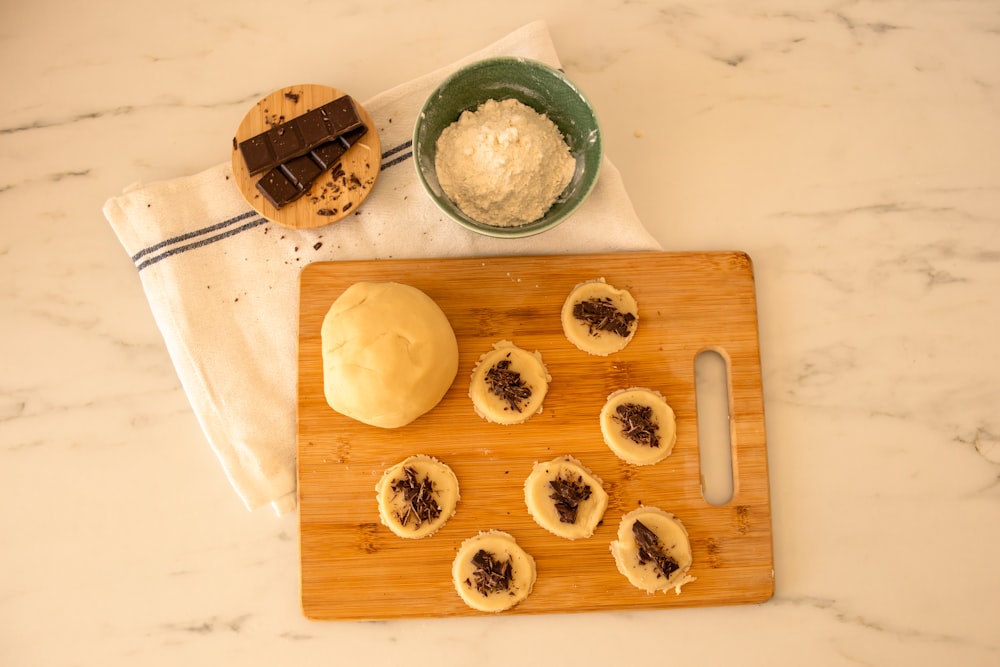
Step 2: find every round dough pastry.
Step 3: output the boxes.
[452,530,536,612]
[600,387,677,466]
[561,278,638,356]
[610,506,695,595]
[469,340,550,425]
[375,455,460,539]
[321,281,458,428]
[524,455,608,540]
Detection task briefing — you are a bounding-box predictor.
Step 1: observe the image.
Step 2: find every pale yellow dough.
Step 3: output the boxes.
[610,506,696,595]
[523,455,608,540]
[600,387,677,465]
[452,530,536,612]
[469,340,550,425]
[560,278,639,356]
[375,455,460,539]
[321,282,458,429]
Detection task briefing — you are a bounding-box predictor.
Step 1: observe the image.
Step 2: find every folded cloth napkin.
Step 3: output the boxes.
[103,20,662,515]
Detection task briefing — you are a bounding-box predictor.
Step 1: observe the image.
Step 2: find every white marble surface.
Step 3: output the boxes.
[2,0,999,665]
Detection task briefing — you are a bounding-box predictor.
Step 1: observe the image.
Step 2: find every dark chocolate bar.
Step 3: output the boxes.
[310,125,368,170]
[255,124,368,209]
[255,169,302,209]
[239,96,363,176]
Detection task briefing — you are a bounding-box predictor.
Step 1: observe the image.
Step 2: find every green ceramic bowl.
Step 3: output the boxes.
[413,57,602,238]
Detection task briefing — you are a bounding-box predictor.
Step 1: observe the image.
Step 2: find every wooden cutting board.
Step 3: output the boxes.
[231,84,381,230]
[297,251,773,620]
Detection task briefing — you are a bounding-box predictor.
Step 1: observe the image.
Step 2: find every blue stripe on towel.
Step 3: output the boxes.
[133,141,413,271]
[131,209,259,263]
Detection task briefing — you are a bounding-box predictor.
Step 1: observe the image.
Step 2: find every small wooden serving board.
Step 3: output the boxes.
[231,84,381,230]
[297,251,773,621]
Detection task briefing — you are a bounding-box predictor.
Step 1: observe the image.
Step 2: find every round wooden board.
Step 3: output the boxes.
[231,84,381,230]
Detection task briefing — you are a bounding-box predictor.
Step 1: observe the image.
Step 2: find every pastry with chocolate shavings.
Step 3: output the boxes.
[524,455,608,540]
[610,506,695,595]
[561,278,639,356]
[600,387,677,466]
[375,454,459,539]
[452,530,536,612]
[468,340,550,425]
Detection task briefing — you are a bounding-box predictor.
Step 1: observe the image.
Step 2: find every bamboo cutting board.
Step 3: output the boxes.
[231,84,381,229]
[297,251,773,620]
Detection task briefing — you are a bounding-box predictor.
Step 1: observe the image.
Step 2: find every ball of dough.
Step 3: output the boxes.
[322,282,458,428]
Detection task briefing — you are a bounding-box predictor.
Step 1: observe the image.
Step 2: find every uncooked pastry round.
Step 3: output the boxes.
[468,340,550,425]
[452,530,536,612]
[523,455,609,540]
[600,387,677,465]
[609,506,695,595]
[375,455,460,539]
[321,282,458,429]
[561,278,639,356]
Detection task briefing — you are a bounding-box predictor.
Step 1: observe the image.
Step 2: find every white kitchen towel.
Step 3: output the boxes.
[103,20,662,515]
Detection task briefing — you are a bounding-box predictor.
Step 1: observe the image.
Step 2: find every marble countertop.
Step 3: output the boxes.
[3,0,998,665]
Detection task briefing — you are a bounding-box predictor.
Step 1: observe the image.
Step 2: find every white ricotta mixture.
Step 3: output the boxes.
[435,98,575,227]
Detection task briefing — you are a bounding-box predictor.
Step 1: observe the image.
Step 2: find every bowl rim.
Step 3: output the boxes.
[412,56,603,239]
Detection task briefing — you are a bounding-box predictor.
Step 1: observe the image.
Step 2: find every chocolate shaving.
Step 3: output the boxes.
[390,466,441,529]
[484,355,532,412]
[572,297,636,337]
[614,402,660,448]
[469,549,513,596]
[632,519,679,580]
[548,473,592,524]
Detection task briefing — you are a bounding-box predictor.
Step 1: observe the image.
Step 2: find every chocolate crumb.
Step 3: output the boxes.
[484,355,532,412]
[469,549,513,596]
[548,473,592,524]
[614,402,659,447]
[317,208,337,216]
[632,520,679,579]
[313,242,323,250]
[390,466,442,529]
[284,92,300,103]
[343,201,352,211]
[572,297,636,337]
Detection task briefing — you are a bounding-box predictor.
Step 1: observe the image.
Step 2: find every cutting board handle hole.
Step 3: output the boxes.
[695,348,735,506]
